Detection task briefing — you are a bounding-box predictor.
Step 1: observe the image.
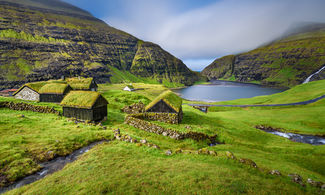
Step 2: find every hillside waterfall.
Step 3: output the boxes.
[303,65,325,84]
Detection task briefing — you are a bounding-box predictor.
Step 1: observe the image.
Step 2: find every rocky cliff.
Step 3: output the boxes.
[0,0,198,89]
[202,23,325,87]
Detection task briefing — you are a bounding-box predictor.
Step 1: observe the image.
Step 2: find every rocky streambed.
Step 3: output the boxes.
[0,140,108,194]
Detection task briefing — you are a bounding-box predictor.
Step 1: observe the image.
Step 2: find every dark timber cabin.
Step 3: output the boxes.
[39,83,72,103]
[66,77,98,91]
[145,90,183,122]
[60,91,108,121]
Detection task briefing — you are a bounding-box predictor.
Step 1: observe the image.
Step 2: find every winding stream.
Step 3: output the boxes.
[0,140,108,194]
[261,130,325,145]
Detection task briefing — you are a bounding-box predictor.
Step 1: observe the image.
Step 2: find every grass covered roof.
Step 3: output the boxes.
[60,91,106,109]
[13,81,49,95]
[39,83,70,94]
[145,90,182,112]
[66,77,95,90]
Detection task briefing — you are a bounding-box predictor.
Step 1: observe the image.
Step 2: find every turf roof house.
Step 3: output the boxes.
[61,91,108,121]
[123,85,135,91]
[39,83,72,102]
[66,77,98,91]
[145,91,183,123]
[13,82,49,101]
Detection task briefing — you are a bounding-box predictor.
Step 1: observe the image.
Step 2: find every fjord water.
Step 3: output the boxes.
[174,80,285,102]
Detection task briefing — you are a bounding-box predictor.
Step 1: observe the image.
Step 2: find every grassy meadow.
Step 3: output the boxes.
[1,81,325,194]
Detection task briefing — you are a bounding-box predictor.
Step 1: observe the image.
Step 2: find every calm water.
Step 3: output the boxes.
[173,80,285,102]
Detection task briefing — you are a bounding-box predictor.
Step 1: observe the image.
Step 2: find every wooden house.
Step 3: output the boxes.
[145,91,183,122]
[39,83,72,103]
[66,77,98,91]
[13,81,48,101]
[60,91,108,121]
[123,85,135,92]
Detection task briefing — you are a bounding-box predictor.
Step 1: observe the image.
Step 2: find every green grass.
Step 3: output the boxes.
[0,109,113,186]
[1,81,325,194]
[0,29,69,43]
[60,91,102,109]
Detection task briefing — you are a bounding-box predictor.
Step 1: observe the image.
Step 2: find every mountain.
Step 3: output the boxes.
[0,0,198,89]
[202,23,325,87]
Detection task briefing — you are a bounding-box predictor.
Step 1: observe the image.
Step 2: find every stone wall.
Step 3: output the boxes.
[15,87,39,101]
[0,101,60,115]
[125,114,217,142]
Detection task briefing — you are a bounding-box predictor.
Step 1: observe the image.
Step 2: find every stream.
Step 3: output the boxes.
[262,130,325,145]
[0,140,108,194]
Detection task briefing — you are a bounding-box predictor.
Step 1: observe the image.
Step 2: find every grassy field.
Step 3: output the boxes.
[1,80,325,194]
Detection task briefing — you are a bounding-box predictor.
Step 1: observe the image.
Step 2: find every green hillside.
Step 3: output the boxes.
[202,23,325,87]
[1,81,325,194]
[0,0,198,90]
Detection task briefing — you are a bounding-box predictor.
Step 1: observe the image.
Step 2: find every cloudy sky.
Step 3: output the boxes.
[63,0,325,71]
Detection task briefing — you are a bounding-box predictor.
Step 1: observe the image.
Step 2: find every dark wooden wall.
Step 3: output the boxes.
[63,105,107,121]
[146,100,177,113]
[40,94,65,103]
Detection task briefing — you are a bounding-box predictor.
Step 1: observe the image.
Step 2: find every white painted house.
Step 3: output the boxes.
[123,85,135,92]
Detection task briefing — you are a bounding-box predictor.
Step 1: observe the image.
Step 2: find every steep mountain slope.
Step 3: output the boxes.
[202,23,325,87]
[0,0,198,89]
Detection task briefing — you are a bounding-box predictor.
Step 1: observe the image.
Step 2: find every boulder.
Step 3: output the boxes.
[269,170,281,176]
[239,158,257,168]
[140,139,147,144]
[225,151,236,160]
[165,150,172,156]
[307,178,324,188]
[209,150,217,156]
[288,174,305,187]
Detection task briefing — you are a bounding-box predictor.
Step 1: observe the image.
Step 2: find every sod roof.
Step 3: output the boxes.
[126,85,134,89]
[66,77,95,90]
[145,90,182,112]
[13,81,49,95]
[39,83,70,94]
[60,91,107,109]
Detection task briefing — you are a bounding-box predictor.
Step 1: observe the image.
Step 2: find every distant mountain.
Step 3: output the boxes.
[202,23,325,87]
[0,0,198,89]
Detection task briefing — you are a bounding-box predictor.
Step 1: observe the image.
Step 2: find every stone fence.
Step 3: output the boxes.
[125,114,217,142]
[0,101,60,115]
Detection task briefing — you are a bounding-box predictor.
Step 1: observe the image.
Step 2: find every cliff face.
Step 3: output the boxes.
[202,23,325,87]
[0,0,198,89]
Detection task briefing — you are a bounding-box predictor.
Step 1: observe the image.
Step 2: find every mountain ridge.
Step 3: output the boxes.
[0,0,198,89]
[202,23,325,87]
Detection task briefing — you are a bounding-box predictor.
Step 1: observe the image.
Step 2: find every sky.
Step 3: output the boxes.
[63,0,325,71]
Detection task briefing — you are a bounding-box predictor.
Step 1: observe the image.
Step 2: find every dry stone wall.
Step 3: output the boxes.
[125,114,217,142]
[0,101,60,115]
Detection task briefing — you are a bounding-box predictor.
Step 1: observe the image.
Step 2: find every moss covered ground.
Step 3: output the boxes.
[1,81,325,194]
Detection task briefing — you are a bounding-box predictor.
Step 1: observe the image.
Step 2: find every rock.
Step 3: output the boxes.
[140,139,147,144]
[307,178,323,188]
[136,143,142,147]
[76,125,80,128]
[225,151,236,160]
[269,170,281,176]
[175,148,182,154]
[130,138,137,143]
[198,148,209,155]
[153,145,160,149]
[209,150,217,156]
[20,114,25,118]
[162,132,168,136]
[114,129,120,135]
[185,126,191,130]
[321,183,325,191]
[239,158,257,168]
[103,126,107,130]
[288,174,305,187]
[165,150,172,156]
